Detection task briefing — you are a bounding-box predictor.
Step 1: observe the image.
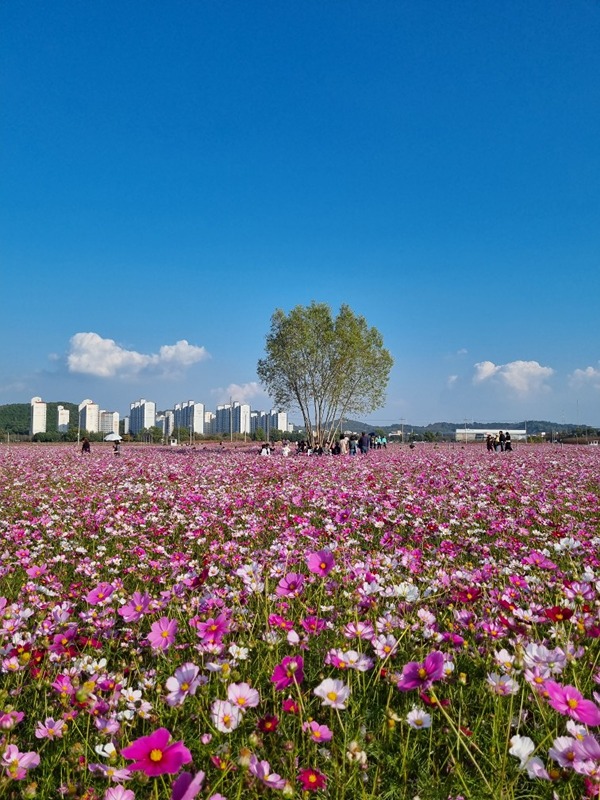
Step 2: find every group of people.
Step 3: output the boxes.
[80,438,121,455]
[260,432,388,457]
[486,431,512,452]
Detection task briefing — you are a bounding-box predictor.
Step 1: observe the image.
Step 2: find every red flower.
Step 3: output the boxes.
[544,606,573,623]
[257,715,279,733]
[457,587,482,603]
[298,767,327,791]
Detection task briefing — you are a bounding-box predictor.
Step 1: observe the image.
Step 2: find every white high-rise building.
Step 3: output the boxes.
[216,402,251,435]
[79,399,100,433]
[204,411,216,435]
[158,411,174,438]
[99,411,120,435]
[174,401,205,437]
[30,397,47,435]
[129,399,156,435]
[57,405,70,433]
[251,409,288,437]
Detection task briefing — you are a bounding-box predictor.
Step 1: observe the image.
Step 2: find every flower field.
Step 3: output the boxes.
[1,443,600,800]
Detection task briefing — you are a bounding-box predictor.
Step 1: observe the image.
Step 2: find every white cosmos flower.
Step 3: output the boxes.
[210,699,242,733]
[406,707,432,729]
[314,678,350,709]
[509,735,535,767]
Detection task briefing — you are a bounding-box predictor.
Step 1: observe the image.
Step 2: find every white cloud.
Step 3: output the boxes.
[67,332,209,378]
[473,360,501,383]
[212,382,265,405]
[456,348,468,356]
[473,360,554,394]
[447,374,458,388]
[570,365,600,389]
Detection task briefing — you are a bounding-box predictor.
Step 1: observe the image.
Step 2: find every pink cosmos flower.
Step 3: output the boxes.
[171,770,205,800]
[302,720,333,742]
[89,763,132,782]
[548,736,577,768]
[343,620,375,640]
[86,582,115,606]
[271,655,304,690]
[573,734,600,762]
[545,681,600,726]
[35,717,66,739]
[0,710,24,730]
[121,728,192,776]
[248,755,286,789]
[118,591,151,623]
[25,564,48,579]
[227,682,260,711]
[1,745,40,780]
[301,616,327,635]
[104,787,135,800]
[147,618,178,651]
[268,614,293,631]
[165,663,203,707]
[372,634,399,660]
[195,614,230,644]
[275,572,305,598]
[282,698,300,714]
[396,651,445,691]
[306,550,335,576]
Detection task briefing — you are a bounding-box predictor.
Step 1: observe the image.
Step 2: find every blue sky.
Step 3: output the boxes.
[2,0,599,427]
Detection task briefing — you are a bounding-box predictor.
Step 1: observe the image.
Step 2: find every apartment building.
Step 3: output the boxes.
[30,396,47,435]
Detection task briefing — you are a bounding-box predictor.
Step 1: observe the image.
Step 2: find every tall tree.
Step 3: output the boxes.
[257,302,393,447]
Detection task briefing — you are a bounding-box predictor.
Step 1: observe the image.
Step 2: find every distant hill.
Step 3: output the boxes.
[340,417,592,437]
[1,402,596,439]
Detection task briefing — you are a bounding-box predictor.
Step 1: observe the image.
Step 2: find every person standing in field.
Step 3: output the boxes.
[81,438,91,454]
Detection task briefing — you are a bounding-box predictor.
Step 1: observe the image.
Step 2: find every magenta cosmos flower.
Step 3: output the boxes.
[396,651,445,691]
[306,550,335,576]
[171,770,205,800]
[86,582,115,606]
[545,681,600,726]
[147,618,178,651]
[121,728,192,776]
[271,655,304,690]
[275,572,305,598]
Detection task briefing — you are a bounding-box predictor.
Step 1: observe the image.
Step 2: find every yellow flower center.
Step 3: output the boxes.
[327,691,338,702]
[567,698,579,709]
[150,749,163,762]
[418,668,427,679]
[181,682,189,691]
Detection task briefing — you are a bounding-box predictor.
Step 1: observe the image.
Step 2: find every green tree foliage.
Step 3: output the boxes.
[257,302,393,447]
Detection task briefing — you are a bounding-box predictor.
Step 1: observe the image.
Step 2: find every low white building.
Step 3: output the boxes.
[455,428,527,443]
